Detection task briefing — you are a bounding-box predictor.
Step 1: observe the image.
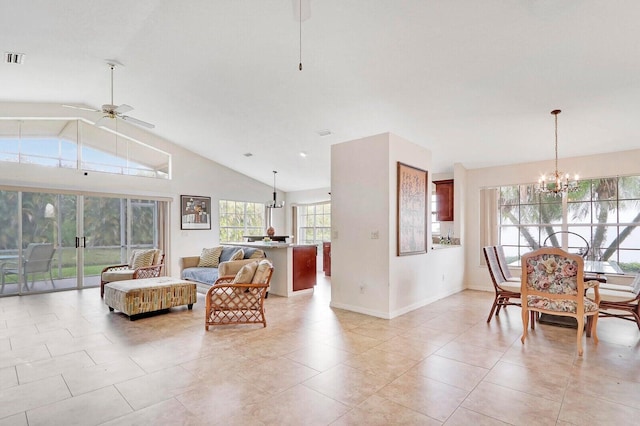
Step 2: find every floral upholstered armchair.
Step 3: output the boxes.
[100,249,164,297]
[520,247,600,356]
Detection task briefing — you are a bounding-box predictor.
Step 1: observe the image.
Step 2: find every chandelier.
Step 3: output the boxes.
[537,109,579,195]
[266,171,284,209]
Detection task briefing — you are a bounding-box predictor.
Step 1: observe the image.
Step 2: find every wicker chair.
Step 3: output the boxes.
[205,259,273,329]
[588,273,640,330]
[100,250,164,298]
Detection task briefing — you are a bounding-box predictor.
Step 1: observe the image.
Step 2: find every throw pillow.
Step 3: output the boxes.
[249,249,265,259]
[252,259,272,284]
[229,248,244,261]
[128,250,139,268]
[232,261,259,284]
[131,249,156,269]
[219,246,239,263]
[198,246,223,267]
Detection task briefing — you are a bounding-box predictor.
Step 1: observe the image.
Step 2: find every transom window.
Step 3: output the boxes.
[498,175,640,274]
[219,200,265,243]
[0,118,171,179]
[298,202,331,244]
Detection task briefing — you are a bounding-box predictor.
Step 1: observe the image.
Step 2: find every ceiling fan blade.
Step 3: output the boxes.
[115,104,133,114]
[93,116,111,128]
[62,104,100,112]
[120,115,155,129]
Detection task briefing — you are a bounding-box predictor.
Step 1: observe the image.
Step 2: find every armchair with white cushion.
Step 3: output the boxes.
[100,249,164,297]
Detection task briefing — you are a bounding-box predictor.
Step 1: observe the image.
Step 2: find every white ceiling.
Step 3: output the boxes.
[2,1,640,191]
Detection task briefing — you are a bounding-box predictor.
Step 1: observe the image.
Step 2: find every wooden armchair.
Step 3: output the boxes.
[100,250,164,297]
[521,247,600,356]
[205,259,273,329]
[483,246,521,323]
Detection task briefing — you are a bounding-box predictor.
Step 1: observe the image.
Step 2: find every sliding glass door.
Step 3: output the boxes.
[0,188,164,296]
[82,196,160,288]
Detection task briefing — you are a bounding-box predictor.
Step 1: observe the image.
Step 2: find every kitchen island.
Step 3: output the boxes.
[228,242,317,297]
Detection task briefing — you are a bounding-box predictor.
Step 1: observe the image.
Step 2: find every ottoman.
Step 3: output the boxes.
[104,277,197,319]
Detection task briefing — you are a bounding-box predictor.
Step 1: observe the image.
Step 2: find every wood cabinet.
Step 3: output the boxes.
[434,179,454,222]
[322,242,331,276]
[293,245,317,291]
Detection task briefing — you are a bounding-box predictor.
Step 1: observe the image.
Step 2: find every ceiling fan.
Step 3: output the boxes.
[64,61,155,129]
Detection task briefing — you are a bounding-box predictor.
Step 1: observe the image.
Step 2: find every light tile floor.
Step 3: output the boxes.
[0,275,639,425]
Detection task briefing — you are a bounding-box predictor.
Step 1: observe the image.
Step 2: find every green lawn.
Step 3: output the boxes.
[1,247,131,284]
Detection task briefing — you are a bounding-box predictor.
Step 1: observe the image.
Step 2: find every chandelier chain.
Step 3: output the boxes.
[554,111,558,176]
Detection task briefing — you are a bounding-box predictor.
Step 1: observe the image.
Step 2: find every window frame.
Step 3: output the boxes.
[297,201,331,245]
[497,175,640,275]
[218,199,266,243]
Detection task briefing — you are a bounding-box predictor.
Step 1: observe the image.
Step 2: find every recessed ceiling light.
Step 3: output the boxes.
[243,152,253,157]
[317,129,332,137]
[299,151,307,158]
[4,52,25,64]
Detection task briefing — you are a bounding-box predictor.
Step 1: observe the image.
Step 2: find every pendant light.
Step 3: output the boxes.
[266,171,284,208]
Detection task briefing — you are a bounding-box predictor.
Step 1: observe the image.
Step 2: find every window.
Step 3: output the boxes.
[298,202,331,244]
[431,192,440,235]
[0,118,171,179]
[219,200,265,242]
[497,176,640,274]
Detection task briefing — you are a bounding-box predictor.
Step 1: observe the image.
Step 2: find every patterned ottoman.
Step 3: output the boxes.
[104,277,197,319]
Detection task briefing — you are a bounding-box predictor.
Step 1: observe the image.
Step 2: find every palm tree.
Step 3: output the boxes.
[502,176,640,272]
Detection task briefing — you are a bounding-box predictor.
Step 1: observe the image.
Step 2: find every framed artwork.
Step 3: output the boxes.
[180,195,211,230]
[397,162,428,256]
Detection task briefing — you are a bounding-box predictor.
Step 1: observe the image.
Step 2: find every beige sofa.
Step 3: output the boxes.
[179,245,266,294]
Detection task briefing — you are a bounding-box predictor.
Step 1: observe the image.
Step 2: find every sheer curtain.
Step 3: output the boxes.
[479,188,499,264]
[291,205,298,244]
[157,200,169,274]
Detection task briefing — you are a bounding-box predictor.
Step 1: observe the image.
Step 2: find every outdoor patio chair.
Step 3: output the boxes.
[0,243,56,292]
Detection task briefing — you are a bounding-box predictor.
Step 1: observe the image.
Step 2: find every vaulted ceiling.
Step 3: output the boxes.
[2,1,640,191]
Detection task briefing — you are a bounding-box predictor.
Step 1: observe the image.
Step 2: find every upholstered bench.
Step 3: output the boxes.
[104,277,197,319]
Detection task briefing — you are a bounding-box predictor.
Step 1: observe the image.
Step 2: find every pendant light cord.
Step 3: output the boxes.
[110,64,114,105]
[298,0,302,70]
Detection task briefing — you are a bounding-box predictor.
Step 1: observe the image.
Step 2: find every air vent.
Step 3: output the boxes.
[4,52,25,64]
[243,152,253,157]
[317,129,332,137]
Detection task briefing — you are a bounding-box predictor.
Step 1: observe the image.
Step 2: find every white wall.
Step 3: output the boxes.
[465,148,640,292]
[0,102,284,277]
[331,133,391,316]
[331,132,466,319]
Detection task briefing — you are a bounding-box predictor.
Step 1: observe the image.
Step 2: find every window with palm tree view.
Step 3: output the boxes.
[498,175,640,274]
